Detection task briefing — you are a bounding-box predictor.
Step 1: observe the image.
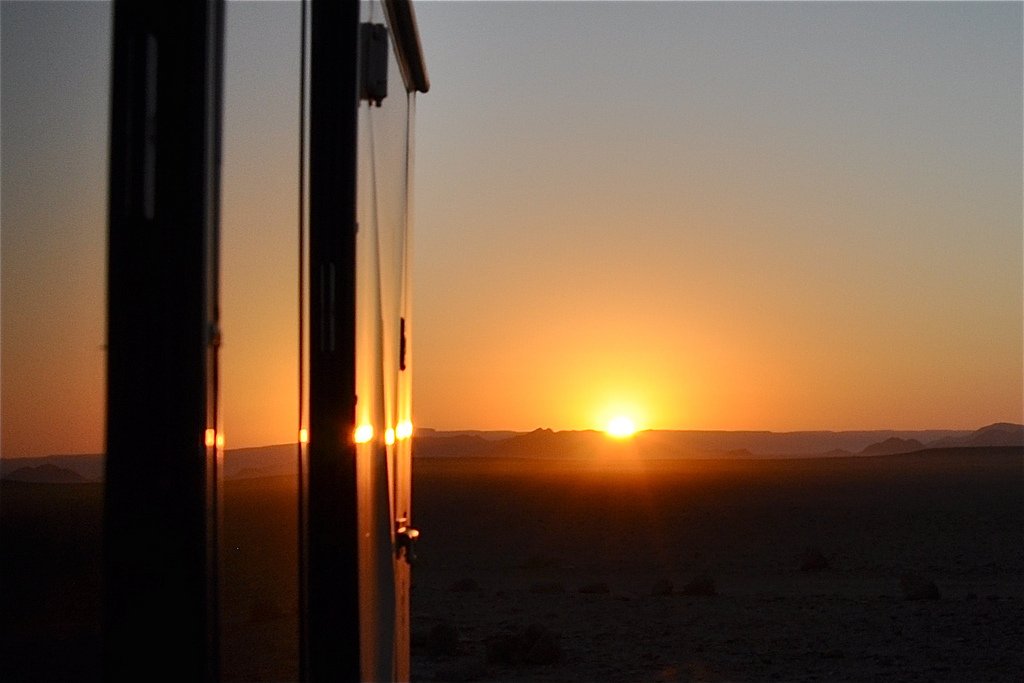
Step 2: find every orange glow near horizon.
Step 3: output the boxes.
[2,3,1022,461]
[605,416,638,439]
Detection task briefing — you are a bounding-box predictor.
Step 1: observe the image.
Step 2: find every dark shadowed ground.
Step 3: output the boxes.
[2,447,1021,681]
[1,481,103,681]
[410,449,1023,682]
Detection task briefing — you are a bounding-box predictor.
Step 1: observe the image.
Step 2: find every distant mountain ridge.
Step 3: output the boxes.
[3,423,1020,481]
[0,453,104,482]
[416,423,1022,460]
[415,428,522,442]
[3,463,86,483]
[859,437,925,456]
[928,422,1024,449]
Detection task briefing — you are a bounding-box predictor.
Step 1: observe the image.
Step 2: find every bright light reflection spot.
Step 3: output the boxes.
[396,420,413,440]
[215,433,225,449]
[605,416,637,439]
[204,428,216,447]
[354,424,374,444]
[299,428,309,444]
[385,428,396,445]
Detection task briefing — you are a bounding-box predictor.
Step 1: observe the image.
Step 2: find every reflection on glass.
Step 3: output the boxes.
[354,1,420,679]
[355,423,375,444]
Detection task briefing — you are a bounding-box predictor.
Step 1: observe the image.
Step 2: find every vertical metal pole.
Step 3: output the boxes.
[104,1,224,680]
[303,1,361,681]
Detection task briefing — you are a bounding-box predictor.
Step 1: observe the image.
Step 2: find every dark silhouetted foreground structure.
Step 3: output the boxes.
[105,1,428,680]
[105,1,223,680]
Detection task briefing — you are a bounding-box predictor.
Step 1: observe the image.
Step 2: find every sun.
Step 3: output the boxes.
[605,415,637,439]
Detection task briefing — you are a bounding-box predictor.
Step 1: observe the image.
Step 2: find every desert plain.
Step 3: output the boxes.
[3,444,1022,682]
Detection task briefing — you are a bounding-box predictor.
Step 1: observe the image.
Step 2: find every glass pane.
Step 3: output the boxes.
[220,2,303,680]
[1,3,111,680]
[355,1,417,678]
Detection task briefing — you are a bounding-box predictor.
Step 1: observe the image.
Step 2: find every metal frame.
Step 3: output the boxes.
[104,1,224,680]
[384,0,431,95]
[303,0,362,680]
[105,1,428,680]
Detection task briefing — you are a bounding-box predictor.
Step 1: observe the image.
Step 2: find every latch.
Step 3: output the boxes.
[395,517,419,564]
[360,23,388,106]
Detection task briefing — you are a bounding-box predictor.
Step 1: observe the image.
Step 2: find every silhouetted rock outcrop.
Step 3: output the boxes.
[964,423,1024,447]
[222,444,296,479]
[0,454,103,481]
[486,428,607,459]
[3,464,85,483]
[412,434,493,458]
[928,423,1024,449]
[860,437,924,456]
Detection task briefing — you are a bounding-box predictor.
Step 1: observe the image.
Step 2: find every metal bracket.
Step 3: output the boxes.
[360,23,388,106]
[395,517,419,564]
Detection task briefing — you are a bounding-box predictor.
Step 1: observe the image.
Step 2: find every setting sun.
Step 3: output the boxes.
[605,416,637,439]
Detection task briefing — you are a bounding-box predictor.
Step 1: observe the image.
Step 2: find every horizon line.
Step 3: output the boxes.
[4,421,1021,460]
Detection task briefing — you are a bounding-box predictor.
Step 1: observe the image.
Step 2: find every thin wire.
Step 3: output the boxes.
[297,0,307,440]
[296,0,309,678]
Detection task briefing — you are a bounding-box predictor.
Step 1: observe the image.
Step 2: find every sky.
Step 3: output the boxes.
[1,1,1022,457]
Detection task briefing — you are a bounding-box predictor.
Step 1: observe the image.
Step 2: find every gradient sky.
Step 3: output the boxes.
[2,1,1022,457]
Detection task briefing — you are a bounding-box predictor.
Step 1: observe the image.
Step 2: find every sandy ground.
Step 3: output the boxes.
[3,447,1021,681]
[408,450,1023,682]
